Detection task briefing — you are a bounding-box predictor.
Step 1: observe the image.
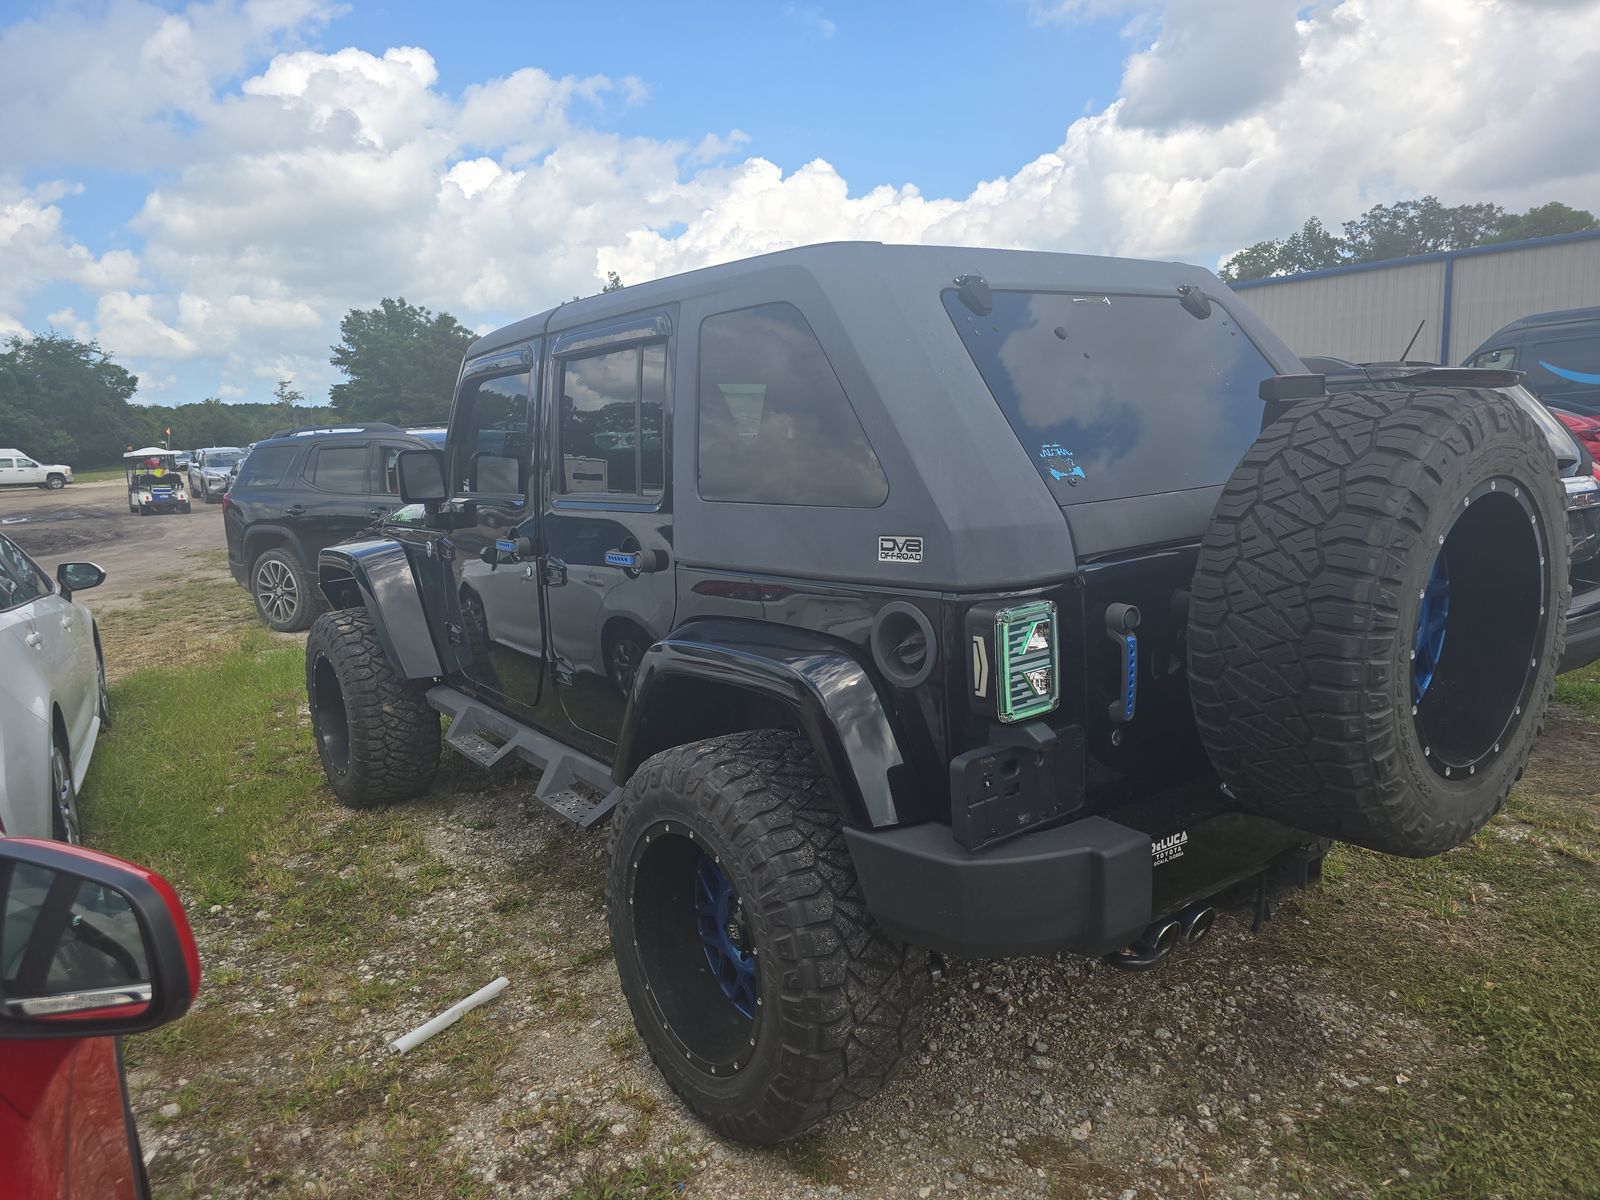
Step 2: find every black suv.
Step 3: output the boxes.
[224,424,445,631]
[298,243,1568,1145]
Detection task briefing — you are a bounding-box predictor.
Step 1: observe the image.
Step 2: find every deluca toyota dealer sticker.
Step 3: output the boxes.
[878,535,924,563]
[1152,830,1188,866]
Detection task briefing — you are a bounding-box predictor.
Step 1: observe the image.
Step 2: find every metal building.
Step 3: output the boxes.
[1229,230,1600,365]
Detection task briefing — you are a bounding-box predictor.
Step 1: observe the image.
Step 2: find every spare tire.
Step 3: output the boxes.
[1188,386,1568,857]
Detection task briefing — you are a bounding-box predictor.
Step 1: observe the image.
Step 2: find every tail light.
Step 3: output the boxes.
[221,491,231,514]
[1555,410,1600,480]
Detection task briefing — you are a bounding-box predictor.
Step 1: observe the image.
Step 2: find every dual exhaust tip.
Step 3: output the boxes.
[1104,903,1216,972]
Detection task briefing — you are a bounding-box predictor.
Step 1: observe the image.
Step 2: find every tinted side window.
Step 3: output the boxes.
[0,536,49,610]
[308,443,371,493]
[236,444,297,487]
[697,303,887,507]
[1468,346,1517,370]
[1526,336,1600,391]
[453,371,532,497]
[558,344,667,497]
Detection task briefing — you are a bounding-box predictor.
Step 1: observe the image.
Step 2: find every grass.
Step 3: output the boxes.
[76,572,1600,1198]
[1275,765,1600,1199]
[1553,659,1600,715]
[72,465,129,483]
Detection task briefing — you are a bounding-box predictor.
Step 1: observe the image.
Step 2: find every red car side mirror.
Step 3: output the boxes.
[0,839,200,1040]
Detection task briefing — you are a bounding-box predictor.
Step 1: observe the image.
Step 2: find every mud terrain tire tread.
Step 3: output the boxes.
[305,609,439,808]
[607,730,929,1145]
[1189,386,1568,857]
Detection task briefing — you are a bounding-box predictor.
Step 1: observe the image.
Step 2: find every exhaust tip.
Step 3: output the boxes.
[1180,905,1216,945]
[1148,918,1182,956]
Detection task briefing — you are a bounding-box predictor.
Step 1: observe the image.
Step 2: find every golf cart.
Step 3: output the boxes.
[124,448,192,515]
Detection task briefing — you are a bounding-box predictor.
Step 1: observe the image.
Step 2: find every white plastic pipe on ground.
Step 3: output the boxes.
[389,976,509,1054]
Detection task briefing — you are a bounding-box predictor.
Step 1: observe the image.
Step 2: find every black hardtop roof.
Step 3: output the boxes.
[258,423,424,444]
[468,241,1221,359]
[1488,306,1600,337]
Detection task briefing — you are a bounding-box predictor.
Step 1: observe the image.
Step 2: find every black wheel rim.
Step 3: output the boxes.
[1411,478,1549,778]
[51,743,80,844]
[626,820,760,1076]
[256,558,299,624]
[311,653,351,772]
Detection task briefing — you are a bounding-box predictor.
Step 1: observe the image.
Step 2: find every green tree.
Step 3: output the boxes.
[1279,217,1344,274]
[1218,239,1287,283]
[273,379,304,423]
[0,333,141,463]
[1488,201,1599,244]
[328,297,473,424]
[603,270,625,292]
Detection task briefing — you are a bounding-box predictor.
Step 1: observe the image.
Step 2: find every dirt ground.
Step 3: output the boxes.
[0,479,230,605]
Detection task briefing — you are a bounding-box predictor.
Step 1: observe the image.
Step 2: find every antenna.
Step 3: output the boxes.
[1398,319,1426,363]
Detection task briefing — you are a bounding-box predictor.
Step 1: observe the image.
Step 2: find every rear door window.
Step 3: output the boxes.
[944,290,1277,505]
[235,444,297,488]
[697,302,887,507]
[0,536,49,610]
[1467,346,1517,370]
[307,443,371,493]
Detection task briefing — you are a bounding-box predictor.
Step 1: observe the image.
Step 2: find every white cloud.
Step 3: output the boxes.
[2,0,1598,403]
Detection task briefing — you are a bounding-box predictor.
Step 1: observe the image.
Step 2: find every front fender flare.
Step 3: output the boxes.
[318,539,442,680]
[616,618,910,829]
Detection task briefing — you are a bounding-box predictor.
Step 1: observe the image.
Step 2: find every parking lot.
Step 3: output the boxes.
[6,479,1595,1199]
[0,478,231,607]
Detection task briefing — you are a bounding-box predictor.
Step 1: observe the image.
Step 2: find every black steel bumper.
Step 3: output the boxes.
[847,817,1153,958]
[846,789,1321,959]
[1561,579,1600,674]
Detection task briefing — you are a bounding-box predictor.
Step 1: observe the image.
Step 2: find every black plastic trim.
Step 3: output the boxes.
[317,539,443,679]
[617,617,909,828]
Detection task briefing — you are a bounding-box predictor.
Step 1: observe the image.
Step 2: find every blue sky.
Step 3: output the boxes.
[2,0,1597,408]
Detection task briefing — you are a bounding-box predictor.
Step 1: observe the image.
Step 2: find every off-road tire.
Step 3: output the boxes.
[606,730,929,1145]
[305,609,439,808]
[252,547,323,632]
[1189,386,1568,857]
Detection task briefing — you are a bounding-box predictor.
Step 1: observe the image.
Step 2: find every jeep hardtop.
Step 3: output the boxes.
[302,242,1568,1144]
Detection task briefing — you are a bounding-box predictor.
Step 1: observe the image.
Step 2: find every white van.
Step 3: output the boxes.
[0,450,73,490]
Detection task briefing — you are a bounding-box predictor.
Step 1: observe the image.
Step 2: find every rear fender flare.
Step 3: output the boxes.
[318,540,442,680]
[616,618,909,829]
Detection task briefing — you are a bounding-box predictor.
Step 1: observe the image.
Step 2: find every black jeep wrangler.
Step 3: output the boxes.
[302,243,1568,1145]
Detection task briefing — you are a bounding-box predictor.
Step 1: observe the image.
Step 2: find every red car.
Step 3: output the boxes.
[1,838,200,1199]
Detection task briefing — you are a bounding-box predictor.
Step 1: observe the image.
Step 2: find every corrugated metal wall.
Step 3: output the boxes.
[1230,231,1600,365]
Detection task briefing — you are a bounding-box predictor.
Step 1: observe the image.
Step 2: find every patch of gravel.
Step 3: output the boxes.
[130,769,1446,1199]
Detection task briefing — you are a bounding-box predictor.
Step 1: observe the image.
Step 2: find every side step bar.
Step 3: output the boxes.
[427,686,620,830]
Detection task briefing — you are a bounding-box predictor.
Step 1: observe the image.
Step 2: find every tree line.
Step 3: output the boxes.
[1219,198,1598,282]
[0,296,478,466]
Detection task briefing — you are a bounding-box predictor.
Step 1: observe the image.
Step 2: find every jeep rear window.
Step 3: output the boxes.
[943,290,1275,506]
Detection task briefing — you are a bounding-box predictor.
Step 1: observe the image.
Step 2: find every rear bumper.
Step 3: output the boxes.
[846,795,1321,959]
[229,558,248,587]
[1561,579,1600,674]
[846,817,1152,958]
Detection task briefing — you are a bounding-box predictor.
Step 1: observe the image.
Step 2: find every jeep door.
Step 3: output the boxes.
[442,350,549,721]
[543,316,675,753]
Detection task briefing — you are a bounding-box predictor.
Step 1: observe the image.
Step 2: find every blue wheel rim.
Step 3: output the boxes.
[692,853,757,1018]
[1413,550,1451,704]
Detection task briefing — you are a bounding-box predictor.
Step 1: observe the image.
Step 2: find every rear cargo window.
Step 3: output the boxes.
[697,302,887,507]
[943,290,1276,505]
[234,444,296,488]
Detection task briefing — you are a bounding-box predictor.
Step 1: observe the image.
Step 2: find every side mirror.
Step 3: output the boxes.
[0,839,199,1040]
[395,449,448,506]
[55,562,105,600]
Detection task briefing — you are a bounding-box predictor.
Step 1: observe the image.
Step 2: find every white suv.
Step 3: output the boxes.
[0,450,73,490]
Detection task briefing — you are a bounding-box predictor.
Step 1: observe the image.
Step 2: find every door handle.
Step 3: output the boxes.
[369,506,389,518]
[542,557,568,587]
[25,631,42,648]
[604,548,669,577]
[60,616,74,630]
[284,504,306,516]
